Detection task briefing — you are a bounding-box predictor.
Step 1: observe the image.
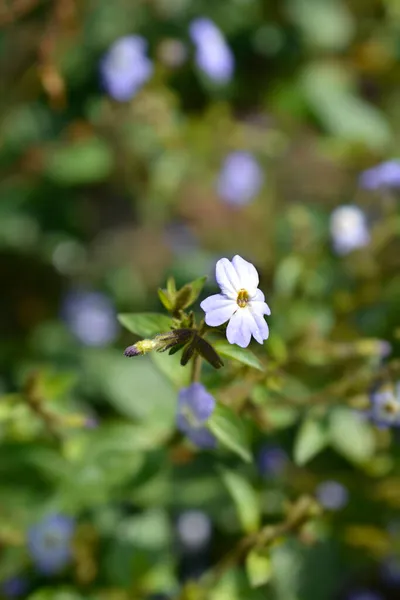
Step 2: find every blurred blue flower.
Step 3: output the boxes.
[381,555,400,585]
[27,514,75,575]
[176,383,217,449]
[217,152,264,206]
[330,205,370,255]
[315,480,349,510]
[2,576,29,598]
[359,160,400,191]
[189,18,234,84]
[100,35,153,101]
[369,383,400,429]
[257,445,288,477]
[61,289,118,347]
[346,591,384,600]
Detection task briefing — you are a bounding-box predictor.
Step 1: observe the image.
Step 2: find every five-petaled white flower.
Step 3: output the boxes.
[200,255,270,348]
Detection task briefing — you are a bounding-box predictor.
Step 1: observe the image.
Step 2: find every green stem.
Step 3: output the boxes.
[191,352,202,383]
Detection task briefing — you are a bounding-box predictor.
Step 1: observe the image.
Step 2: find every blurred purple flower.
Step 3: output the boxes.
[316,480,349,510]
[359,160,400,191]
[330,205,370,255]
[28,514,75,575]
[100,35,153,101]
[257,445,288,477]
[2,577,29,598]
[369,383,400,429]
[217,152,264,206]
[189,18,234,84]
[176,383,217,449]
[61,290,118,347]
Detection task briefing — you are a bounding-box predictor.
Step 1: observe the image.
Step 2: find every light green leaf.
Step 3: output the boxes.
[174,275,208,311]
[220,468,260,533]
[45,138,114,185]
[214,341,265,372]
[208,404,252,463]
[151,349,190,389]
[329,407,375,464]
[118,313,172,338]
[246,549,272,588]
[157,288,173,311]
[294,417,328,466]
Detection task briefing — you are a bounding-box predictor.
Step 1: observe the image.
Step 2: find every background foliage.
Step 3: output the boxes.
[1,0,400,599]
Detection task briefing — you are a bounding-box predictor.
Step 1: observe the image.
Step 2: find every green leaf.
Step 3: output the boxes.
[246,549,272,588]
[213,341,265,371]
[293,417,328,466]
[158,288,173,311]
[220,468,260,533]
[118,313,172,338]
[208,404,252,463]
[196,337,224,369]
[174,275,208,311]
[329,407,375,464]
[45,138,114,185]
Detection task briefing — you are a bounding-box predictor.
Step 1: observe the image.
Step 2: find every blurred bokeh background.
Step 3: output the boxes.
[1,0,400,598]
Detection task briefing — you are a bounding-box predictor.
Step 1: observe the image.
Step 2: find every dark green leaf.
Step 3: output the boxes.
[214,340,265,371]
[118,313,172,338]
[208,404,252,463]
[180,342,195,366]
[196,336,224,369]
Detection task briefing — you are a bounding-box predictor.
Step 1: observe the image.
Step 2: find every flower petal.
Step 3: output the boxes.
[250,300,271,316]
[202,294,237,326]
[250,311,269,344]
[188,427,217,449]
[232,255,259,292]
[226,309,252,348]
[215,258,241,298]
[190,383,216,421]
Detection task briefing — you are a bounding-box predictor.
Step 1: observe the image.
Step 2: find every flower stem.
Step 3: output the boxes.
[191,352,202,383]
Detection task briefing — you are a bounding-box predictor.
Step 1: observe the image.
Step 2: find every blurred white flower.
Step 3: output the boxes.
[176,510,212,551]
[330,205,370,255]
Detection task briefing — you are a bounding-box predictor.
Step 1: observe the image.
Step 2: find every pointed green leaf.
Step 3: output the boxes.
[214,340,265,371]
[246,549,272,588]
[294,417,328,466]
[118,313,172,338]
[208,403,252,463]
[180,342,195,366]
[174,276,207,311]
[329,407,375,464]
[158,288,173,311]
[220,468,260,533]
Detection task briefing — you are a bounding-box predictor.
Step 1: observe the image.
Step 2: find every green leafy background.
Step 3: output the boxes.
[1,0,400,599]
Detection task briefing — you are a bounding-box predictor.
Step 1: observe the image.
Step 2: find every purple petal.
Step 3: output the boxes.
[215,258,241,298]
[232,255,259,292]
[226,309,252,348]
[217,152,263,206]
[187,427,217,449]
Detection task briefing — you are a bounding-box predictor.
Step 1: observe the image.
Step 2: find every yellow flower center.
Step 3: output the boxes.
[237,289,250,308]
[383,400,399,415]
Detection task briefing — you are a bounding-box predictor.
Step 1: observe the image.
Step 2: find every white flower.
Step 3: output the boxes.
[200,255,270,348]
